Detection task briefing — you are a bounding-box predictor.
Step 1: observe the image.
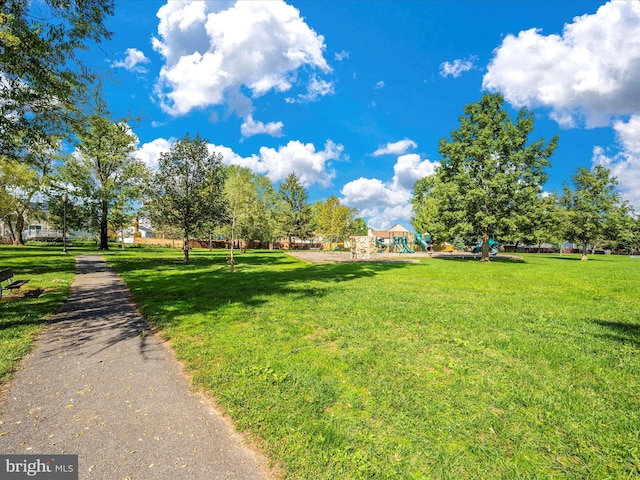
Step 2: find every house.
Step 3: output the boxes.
[368,224,412,245]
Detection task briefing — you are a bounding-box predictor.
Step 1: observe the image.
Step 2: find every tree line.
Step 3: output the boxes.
[411,93,639,261]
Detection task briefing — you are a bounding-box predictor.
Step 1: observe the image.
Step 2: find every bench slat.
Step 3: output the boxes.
[5,280,29,289]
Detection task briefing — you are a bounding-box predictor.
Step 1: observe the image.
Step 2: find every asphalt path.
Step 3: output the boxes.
[0,254,272,480]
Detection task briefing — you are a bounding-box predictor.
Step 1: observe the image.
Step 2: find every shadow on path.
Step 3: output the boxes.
[0,254,272,480]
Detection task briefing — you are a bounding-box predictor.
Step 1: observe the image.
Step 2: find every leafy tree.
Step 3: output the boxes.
[0,140,57,245]
[437,93,558,261]
[312,196,359,248]
[278,172,313,248]
[244,175,282,248]
[223,166,256,272]
[350,217,369,237]
[1,0,114,161]
[58,92,147,250]
[147,134,226,262]
[410,175,450,244]
[520,193,564,252]
[561,165,620,261]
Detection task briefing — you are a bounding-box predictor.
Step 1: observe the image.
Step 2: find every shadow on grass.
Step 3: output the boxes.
[434,255,525,264]
[107,250,415,329]
[594,319,640,347]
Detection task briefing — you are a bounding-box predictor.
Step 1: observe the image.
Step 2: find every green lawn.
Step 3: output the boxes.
[102,248,640,479]
[0,246,76,382]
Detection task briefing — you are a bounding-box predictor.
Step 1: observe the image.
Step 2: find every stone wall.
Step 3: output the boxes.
[350,235,377,260]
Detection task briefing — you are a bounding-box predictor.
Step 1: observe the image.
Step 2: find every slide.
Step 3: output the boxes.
[415,233,432,252]
[375,237,387,251]
[471,239,500,255]
[392,236,414,254]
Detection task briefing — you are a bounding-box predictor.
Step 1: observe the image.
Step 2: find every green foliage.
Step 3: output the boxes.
[561,165,620,260]
[411,175,449,244]
[0,144,56,244]
[278,172,314,245]
[0,0,114,161]
[312,196,359,243]
[146,133,226,261]
[107,249,640,479]
[57,88,146,250]
[436,92,558,260]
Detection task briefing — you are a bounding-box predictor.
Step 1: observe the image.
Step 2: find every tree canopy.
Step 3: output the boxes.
[147,134,226,262]
[1,0,115,161]
[435,92,558,260]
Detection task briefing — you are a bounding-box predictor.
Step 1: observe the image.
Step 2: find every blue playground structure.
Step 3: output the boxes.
[415,233,433,253]
[375,236,388,252]
[471,238,500,255]
[392,236,414,254]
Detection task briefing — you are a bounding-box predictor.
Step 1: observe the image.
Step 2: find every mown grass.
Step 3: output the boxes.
[0,246,76,382]
[108,249,639,477]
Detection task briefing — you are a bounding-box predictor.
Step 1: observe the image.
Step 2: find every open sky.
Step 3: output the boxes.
[84,0,640,230]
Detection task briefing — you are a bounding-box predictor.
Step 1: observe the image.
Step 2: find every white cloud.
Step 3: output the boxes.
[592,115,640,209]
[334,50,349,61]
[340,151,439,229]
[375,80,385,90]
[373,139,417,156]
[112,48,151,73]
[439,57,475,78]
[136,136,341,188]
[483,1,640,128]
[240,115,284,138]
[285,75,334,104]
[134,138,173,170]
[152,0,331,117]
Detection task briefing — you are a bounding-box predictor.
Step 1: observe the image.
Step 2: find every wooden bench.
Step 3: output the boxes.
[0,268,30,298]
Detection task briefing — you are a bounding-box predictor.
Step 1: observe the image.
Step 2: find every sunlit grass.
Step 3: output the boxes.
[0,246,76,382]
[105,249,640,479]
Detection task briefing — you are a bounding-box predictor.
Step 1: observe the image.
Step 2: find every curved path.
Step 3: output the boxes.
[0,255,272,479]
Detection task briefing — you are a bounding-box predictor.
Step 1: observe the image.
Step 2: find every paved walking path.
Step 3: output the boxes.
[0,255,272,479]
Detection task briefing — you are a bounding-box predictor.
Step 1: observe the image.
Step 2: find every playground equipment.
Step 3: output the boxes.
[392,236,414,254]
[375,236,387,252]
[415,233,433,253]
[471,239,500,255]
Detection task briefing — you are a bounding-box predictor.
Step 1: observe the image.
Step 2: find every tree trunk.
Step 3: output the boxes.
[12,216,25,246]
[581,241,588,261]
[120,228,125,250]
[480,232,490,262]
[228,221,236,273]
[183,235,189,262]
[99,202,109,250]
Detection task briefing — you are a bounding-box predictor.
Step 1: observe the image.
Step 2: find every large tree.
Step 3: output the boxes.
[437,92,558,261]
[278,172,313,248]
[1,0,114,161]
[561,165,620,260]
[147,134,226,262]
[59,89,147,249]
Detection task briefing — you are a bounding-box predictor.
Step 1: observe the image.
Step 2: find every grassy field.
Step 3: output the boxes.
[101,248,640,479]
[0,246,76,382]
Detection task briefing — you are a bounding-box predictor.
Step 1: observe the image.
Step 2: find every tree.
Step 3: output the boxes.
[561,165,620,261]
[0,140,57,245]
[437,92,558,261]
[58,91,147,250]
[312,196,359,248]
[147,134,226,262]
[411,175,450,245]
[1,0,114,161]
[223,166,256,272]
[350,217,369,237]
[278,172,313,248]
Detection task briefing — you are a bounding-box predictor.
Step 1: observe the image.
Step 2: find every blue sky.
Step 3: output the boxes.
[85,0,640,230]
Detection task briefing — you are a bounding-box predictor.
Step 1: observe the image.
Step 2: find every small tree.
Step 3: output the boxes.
[312,196,359,249]
[148,134,226,262]
[561,165,620,261]
[223,166,256,272]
